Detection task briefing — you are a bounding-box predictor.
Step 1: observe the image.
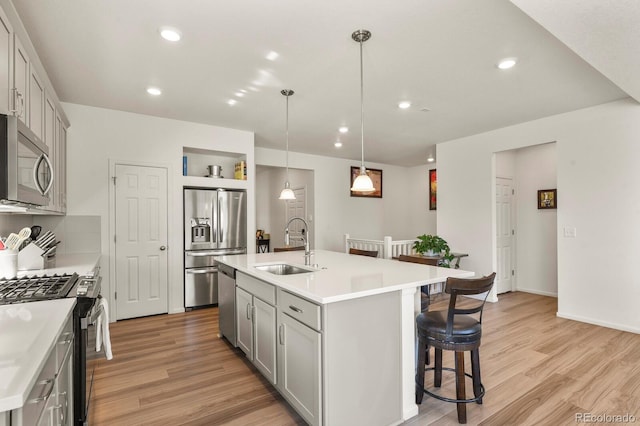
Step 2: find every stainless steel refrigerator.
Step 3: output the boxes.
[184,188,246,309]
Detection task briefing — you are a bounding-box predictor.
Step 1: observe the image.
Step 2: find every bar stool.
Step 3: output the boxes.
[415,272,496,424]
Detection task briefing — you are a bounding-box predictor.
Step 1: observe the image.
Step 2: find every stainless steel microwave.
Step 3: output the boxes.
[0,114,53,208]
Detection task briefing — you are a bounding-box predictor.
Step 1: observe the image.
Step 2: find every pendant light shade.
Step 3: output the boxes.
[350,29,375,193]
[279,89,297,200]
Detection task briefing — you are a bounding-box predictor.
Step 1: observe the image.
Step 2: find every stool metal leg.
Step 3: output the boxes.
[416,335,427,404]
[471,349,482,404]
[434,348,443,387]
[455,351,467,424]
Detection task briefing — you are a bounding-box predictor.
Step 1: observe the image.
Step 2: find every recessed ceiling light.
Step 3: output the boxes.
[266,51,279,61]
[334,141,343,148]
[227,99,237,106]
[339,126,349,133]
[398,101,411,109]
[497,58,517,70]
[235,92,245,97]
[239,89,247,93]
[159,27,181,42]
[146,87,162,96]
[248,86,259,92]
[427,154,435,162]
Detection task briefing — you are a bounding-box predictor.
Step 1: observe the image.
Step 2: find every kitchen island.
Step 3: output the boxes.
[215,249,475,426]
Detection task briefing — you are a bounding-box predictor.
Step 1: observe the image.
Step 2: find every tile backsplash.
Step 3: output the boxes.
[36,216,101,254]
[1,215,101,254]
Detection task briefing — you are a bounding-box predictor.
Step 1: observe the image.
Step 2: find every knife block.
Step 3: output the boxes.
[17,243,47,271]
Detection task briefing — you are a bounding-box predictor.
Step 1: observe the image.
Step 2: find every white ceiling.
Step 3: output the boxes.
[12,0,629,166]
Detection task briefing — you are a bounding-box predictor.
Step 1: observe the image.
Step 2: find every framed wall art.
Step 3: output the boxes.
[429,169,437,210]
[350,167,383,198]
[537,189,557,209]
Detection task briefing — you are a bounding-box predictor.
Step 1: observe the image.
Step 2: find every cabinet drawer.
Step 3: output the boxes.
[19,346,57,426]
[55,315,74,369]
[237,272,276,305]
[278,289,321,331]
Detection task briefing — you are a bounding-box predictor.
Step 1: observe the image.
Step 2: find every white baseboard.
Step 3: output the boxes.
[556,311,640,334]
[515,287,558,298]
[170,307,186,314]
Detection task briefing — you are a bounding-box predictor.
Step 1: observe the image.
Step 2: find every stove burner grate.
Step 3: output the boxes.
[0,273,78,304]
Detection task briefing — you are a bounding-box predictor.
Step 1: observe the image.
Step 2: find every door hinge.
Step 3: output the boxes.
[511,270,515,276]
[512,189,514,195]
[114,235,116,243]
[114,291,117,300]
[511,229,515,235]
[112,176,117,185]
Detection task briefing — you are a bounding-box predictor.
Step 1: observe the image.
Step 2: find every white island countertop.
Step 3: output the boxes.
[215,249,475,304]
[0,298,76,412]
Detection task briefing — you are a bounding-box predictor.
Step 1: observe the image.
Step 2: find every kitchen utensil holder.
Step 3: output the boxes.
[17,242,55,271]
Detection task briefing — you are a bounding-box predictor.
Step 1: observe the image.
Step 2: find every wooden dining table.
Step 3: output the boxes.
[399,252,468,269]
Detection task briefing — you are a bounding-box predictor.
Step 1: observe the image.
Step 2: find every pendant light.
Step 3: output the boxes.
[350,29,375,193]
[279,89,296,200]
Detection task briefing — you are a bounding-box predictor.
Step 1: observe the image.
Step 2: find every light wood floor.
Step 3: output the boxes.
[90,292,640,425]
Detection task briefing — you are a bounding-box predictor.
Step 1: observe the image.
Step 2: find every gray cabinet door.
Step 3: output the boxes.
[235,287,253,358]
[277,312,321,426]
[253,297,277,384]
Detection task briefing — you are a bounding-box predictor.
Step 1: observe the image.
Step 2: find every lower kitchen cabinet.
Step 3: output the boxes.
[5,311,74,426]
[235,273,277,385]
[277,310,321,426]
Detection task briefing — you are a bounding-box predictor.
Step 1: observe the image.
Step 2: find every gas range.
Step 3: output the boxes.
[0,272,101,305]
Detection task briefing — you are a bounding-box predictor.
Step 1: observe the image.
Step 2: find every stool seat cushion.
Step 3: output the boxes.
[417,311,482,343]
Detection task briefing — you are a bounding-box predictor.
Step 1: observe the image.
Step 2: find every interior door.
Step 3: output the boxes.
[285,187,307,247]
[114,164,168,319]
[496,177,515,294]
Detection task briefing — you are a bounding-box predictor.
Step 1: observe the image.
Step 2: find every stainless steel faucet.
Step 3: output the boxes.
[285,217,311,265]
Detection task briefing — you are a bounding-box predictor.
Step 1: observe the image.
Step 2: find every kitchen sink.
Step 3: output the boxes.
[254,263,315,275]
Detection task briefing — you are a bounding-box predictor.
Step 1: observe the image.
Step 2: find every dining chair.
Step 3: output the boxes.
[348,248,379,258]
[273,246,305,252]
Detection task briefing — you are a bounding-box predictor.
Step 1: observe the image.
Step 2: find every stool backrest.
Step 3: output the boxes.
[444,273,496,335]
[349,248,379,258]
[397,254,438,266]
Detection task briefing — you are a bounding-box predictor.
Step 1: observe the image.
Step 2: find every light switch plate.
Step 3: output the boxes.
[564,227,577,238]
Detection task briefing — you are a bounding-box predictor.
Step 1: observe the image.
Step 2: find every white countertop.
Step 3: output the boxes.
[0,298,76,412]
[16,253,100,278]
[215,250,475,304]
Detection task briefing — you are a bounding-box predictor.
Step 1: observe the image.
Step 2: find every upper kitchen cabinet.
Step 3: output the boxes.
[12,34,28,125]
[0,7,12,115]
[0,1,70,214]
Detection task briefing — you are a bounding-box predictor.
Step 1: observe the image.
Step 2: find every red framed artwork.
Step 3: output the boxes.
[429,169,437,210]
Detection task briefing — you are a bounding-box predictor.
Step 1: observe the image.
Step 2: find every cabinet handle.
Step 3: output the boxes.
[27,378,55,404]
[289,305,303,314]
[246,303,251,320]
[279,324,284,345]
[19,91,24,118]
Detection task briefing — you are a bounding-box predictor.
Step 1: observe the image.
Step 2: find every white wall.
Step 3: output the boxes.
[255,148,436,251]
[514,143,557,296]
[438,98,640,333]
[62,102,255,318]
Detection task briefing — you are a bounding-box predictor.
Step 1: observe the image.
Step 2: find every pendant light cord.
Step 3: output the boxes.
[286,94,290,181]
[359,38,365,170]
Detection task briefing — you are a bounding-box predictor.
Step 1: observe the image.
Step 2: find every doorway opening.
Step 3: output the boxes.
[494,142,557,297]
[255,165,314,252]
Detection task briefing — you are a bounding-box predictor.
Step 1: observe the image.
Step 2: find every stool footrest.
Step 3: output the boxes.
[417,367,485,404]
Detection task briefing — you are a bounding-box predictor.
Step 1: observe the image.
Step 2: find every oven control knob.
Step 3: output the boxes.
[160,246,167,251]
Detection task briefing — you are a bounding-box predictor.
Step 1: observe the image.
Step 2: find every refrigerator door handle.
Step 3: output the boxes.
[212,192,219,245]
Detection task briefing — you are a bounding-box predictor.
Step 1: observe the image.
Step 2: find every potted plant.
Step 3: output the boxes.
[413,234,454,267]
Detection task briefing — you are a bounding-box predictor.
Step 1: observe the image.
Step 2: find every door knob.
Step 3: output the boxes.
[160,246,167,251]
